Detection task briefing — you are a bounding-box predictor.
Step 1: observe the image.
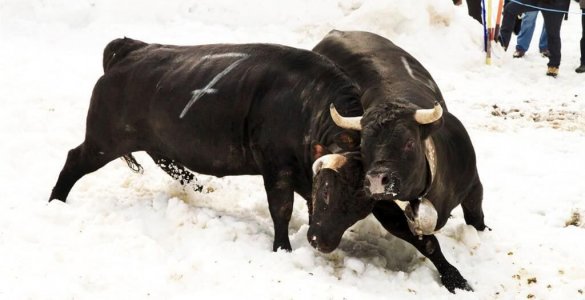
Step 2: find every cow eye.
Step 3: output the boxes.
[404,138,415,151]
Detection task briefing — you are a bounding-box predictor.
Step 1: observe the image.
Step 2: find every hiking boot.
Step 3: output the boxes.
[540,49,550,58]
[513,50,525,58]
[546,66,559,77]
[575,65,585,73]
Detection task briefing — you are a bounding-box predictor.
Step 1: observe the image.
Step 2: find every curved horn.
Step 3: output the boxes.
[312,154,348,176]
[330,104,362,131]
[414,102,443,124]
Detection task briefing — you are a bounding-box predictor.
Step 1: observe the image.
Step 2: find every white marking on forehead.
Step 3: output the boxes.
[401,56,416,80]
[180,53,250,119]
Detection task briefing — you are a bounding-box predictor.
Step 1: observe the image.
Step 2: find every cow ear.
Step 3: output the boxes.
[420,118,444,138]
[333,131,360,151]
[312,143,331,160]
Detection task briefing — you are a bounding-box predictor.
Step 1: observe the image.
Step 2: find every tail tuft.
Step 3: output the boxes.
[122,154,144,174]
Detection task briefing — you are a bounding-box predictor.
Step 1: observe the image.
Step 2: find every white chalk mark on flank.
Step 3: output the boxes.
[401,56,416,80]
[201,53,248,59]
[180,52,250,119]
[401,56,437,93]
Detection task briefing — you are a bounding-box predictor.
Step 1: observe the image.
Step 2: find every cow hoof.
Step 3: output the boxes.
[273,242,292,252]
[469,222,490,232]
[441,268,473,293]
[475,224,492,232]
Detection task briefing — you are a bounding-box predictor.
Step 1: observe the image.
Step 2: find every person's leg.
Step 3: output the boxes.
[466,0,482,24]
[541,9,565,68]
[541,0,569,76]
[499,0,535,50]
[577,9,585,72]
[542,13,562,75]
[538,22,548,52]
[581,8,585,66]
[516,11,538,52]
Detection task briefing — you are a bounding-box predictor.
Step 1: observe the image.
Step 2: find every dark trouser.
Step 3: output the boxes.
[499,0,570,67]
[466,0,482,23]
[581,9,585,65]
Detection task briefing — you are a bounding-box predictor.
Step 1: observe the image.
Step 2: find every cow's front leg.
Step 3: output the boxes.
[372,201,472,293]
[262,168,295,252]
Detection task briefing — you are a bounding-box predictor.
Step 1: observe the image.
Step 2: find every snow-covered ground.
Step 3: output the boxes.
[1,0,584,299]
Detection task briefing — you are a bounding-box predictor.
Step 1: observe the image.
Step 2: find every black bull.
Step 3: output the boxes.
[309,30,487,292]
[49,38,364,252]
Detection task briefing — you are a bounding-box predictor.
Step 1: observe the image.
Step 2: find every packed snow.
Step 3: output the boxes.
[1,0,584,299]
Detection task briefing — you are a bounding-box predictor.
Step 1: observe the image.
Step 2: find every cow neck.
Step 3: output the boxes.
[394,137,437,239]
[392,137,436,210]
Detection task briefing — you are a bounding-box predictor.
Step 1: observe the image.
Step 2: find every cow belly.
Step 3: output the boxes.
[149,125,258,177]
[182,145,257,177]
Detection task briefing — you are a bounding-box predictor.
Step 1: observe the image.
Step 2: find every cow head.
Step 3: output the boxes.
[307,152,374,253]
[330,101,443,201]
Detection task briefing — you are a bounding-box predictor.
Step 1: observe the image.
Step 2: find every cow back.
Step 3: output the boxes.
[313,30,447,111]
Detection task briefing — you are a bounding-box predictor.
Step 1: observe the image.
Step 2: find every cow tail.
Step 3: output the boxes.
[122,154,144,174]
[103,37,148,72]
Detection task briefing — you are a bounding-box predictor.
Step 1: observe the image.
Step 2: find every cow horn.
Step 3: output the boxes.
[312,154,348,176]
[330,104,362,131]
[414,102,443,124]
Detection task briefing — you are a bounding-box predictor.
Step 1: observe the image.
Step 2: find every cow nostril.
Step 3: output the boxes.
[381,174,390,186]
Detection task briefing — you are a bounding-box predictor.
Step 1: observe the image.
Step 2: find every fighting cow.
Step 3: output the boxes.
[49,37,364,252]
[309,30,486,292]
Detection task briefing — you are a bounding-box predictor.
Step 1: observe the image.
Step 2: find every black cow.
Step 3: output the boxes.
[49,37,364,252]
[310,30,486,292]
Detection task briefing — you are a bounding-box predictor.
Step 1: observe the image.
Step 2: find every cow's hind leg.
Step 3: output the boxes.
[49,142,120,202]
[373,201,473,293]
[461,182,487,231]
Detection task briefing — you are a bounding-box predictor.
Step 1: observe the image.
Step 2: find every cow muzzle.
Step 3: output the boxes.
[364,168,399,200]
[307,227,341,253]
